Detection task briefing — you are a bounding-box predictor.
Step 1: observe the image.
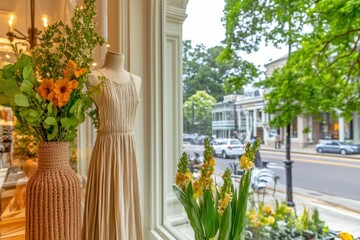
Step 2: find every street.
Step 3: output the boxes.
[183,143,360,201]
[261,150,360,201]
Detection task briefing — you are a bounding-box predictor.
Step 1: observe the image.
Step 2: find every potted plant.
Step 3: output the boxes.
[174,138,261,240]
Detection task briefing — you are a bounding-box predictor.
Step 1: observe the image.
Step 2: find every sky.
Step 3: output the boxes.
[183,0,288,69]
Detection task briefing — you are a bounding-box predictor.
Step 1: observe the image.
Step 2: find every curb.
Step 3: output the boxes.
[260,148,360,160]
[268,184,360,215]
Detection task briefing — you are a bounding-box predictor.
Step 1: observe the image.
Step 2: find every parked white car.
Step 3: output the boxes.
[212,138,244,159]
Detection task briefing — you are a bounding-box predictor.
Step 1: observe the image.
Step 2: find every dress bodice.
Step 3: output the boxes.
[96,72,140,135]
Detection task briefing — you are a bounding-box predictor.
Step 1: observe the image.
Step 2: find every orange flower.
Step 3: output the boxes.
[70,79,79,89]
[66,60,87,78]
[53,78,78,107]
[74,67,87,78]
[36,78,55,101]
[63,68,72,79]
[67,60,77,69]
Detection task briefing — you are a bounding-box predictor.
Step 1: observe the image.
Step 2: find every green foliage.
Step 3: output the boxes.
[222,0,307,56]
[33,0,105,79]
[183,41,231,102]
[183,91,216,135]
[174,138,261,240]
[222,0,360,127]
[245,201,336,240]
[0,0,104,142]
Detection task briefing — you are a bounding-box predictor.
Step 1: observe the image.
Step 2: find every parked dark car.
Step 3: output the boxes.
[315,141,360,155]
[183,133,197,143]
[192,135,209,145]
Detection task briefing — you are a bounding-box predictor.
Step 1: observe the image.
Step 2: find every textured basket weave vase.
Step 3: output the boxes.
[25,142,81,240]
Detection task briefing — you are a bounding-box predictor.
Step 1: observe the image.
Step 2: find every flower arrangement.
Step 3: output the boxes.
[174,138,261,240]
[0,0,105,142]
[245,201,358,240]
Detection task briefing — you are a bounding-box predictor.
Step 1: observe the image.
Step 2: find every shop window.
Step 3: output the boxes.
[291,118,298,138]
[226,111,234,121]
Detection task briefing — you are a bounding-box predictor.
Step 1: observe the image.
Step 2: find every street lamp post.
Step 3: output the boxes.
[284,123,295,206]
[234,102,238,132]
[192,103,195,131]
[228,95,238,138]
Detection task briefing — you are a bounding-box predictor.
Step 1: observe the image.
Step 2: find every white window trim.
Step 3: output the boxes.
[77,1,189,239]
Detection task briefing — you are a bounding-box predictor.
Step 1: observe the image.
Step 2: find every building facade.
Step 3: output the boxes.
[212,55,360,148]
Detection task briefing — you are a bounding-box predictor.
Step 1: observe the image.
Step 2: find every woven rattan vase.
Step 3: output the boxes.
[25,142,81,240]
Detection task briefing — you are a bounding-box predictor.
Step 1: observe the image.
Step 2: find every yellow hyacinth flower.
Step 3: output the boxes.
[175,153,193,190]
[209,157,216,167]
[192,180,202,200]
[264,206,271,214]
[240,155,253,170]
[218,192,232,215]
[339,232,353,240]
[218,168,233,215]
[266,216,275,224]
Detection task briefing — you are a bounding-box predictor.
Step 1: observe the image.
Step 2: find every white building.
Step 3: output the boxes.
[265,55,360,147]
[212,55,360,147]
[212,91,270,143]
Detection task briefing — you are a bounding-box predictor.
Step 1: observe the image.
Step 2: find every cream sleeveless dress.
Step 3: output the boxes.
[82,71,143,240]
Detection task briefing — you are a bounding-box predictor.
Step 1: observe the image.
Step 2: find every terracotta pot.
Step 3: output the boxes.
[25,142,80,240]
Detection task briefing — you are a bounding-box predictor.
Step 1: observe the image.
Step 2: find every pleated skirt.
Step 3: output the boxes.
[82,133,143,240]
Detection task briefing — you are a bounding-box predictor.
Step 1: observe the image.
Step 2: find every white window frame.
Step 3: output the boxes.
[77,1,190,239]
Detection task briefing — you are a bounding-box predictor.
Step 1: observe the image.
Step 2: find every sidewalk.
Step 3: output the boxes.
[257,144,360,237]
[260,143,360,159]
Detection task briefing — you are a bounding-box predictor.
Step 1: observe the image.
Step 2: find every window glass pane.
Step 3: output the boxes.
[291,118,298,138]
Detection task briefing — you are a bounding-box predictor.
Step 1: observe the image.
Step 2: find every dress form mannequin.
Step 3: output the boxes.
[88,52,141,105]
[82,52,143,239]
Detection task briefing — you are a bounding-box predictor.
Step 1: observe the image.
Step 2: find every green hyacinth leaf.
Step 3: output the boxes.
[233,170,251,239]
[186,183,205,238]
[201,189,217,238]
[218,204,232,240]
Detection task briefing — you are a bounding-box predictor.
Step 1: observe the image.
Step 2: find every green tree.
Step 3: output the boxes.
[258,0,360,125]
[183,91,216,136]
[221,0,360,206]
[221,0,360,126]
[220,0,307,172]
[183,40,235,102]
[220,0,308,116]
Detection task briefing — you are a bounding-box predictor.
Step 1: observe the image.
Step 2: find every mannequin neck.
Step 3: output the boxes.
[102,52,126,72]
